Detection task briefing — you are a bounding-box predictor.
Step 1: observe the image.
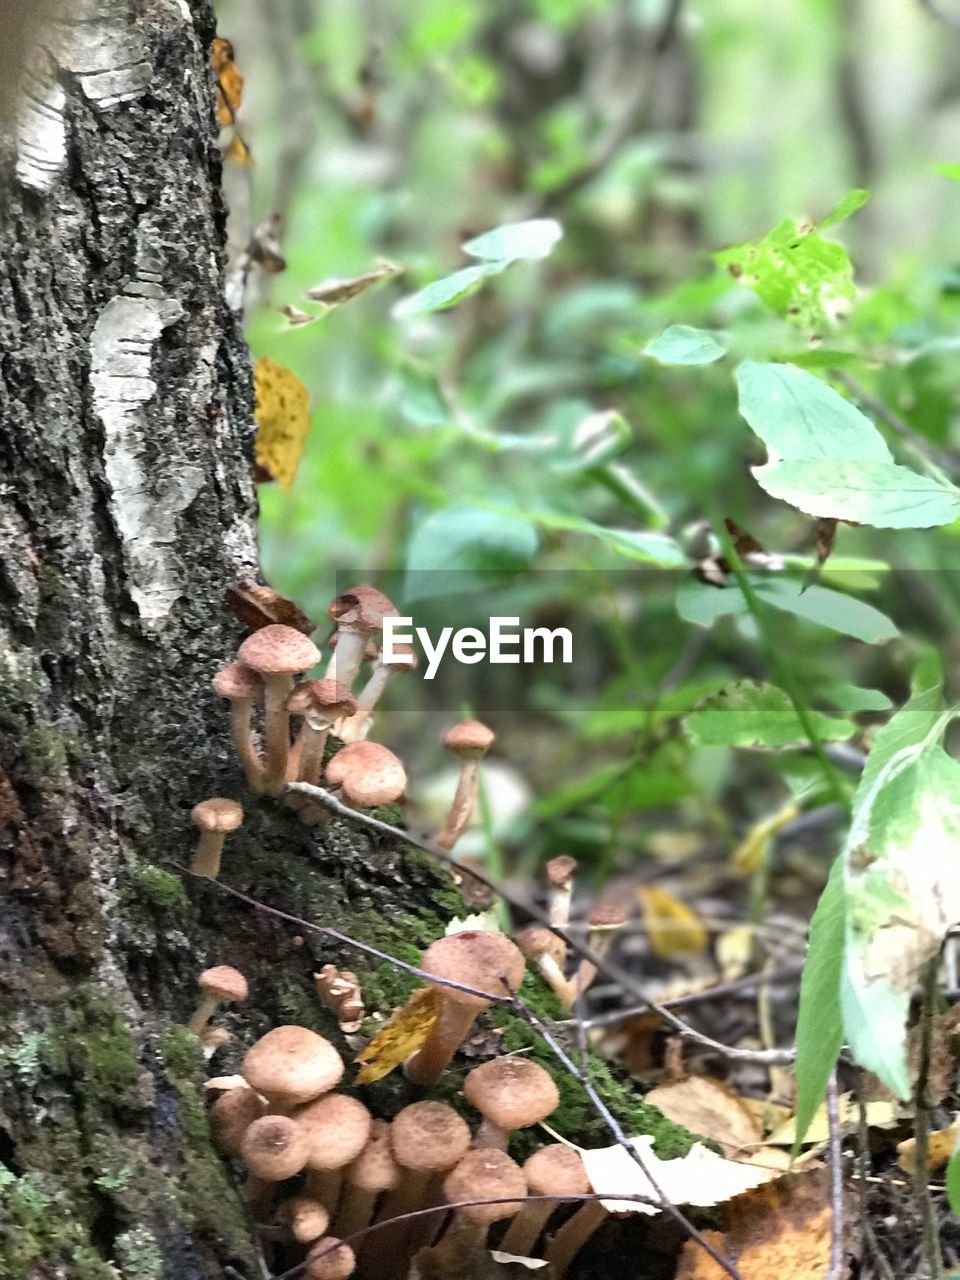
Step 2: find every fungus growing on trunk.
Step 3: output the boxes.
[241,1026,344,1110]
[306,1238,356,1280]
[298,1093,373,1211]
[325,740,407,808]
[325,584,397,689]
[240,1113,311,1217]
[209,1086,267,1157]
[462,1057,560,1151]
[186,964,248,1037]
[515,927,571,1006]
[288,679,357,786]
[189,798,244,878]
[337,642,418,742]
[434,720,495,850]
[315,965,365,1035]
[435,1148,527,1265]
[280,1196,331,1245]
[212,661,265,792]
[237,624,322,794]
[405,932,525,1085]
[334,1120,399,1239]
[499,1144,589,1258]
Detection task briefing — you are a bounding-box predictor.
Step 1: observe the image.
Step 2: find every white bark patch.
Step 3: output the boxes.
[91,270,199,625]
[15,48,67,193]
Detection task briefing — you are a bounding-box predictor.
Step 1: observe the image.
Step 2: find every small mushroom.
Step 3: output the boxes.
[334,1120,398,1240]
[405,932,525,1085]
[434,1149,526,1266]
[568,904,628,1008]
[298,1093,372,1212]
[279,1196,331,1245]
[288,680,357,786]
[237,625,322,794]
[306,1237,356,1280]
[241,1026,344,1110]
[545,855,578,932]
[240,1113,310,1217]
[325,584,397,690]
[186,964,248,1037]
[209,1086,267,1157]
[336,643,418,743]
[325,741,407,808]
[189,798,244,878]
[545,1199,608,1278]
[499,1144,589,1258]
[212,661,266,793]
[515,927,571,1007]
[434,720,495,851]
[462,1057,560,1151]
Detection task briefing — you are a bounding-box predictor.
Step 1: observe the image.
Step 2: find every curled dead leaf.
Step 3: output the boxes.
[225,582,315,635]
[355,987,442,1084]
[303,261,401,307]
[212,36,244,126]
[636,885,708,959]
[645,1076,762,1158]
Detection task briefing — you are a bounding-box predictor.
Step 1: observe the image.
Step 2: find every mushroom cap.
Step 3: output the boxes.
[209,1086,266,1157]
[198,965,248,1003]
[327,584,397,633]
[192,798,244,833]
[545,855,578,887]
[347,1120,399,1193]
[238,624,322,676]
[442,719,495,757]
[324,742,407,806]
[522,1144,589,1197]
[306,1238,356,1280]
[389,1102,471,1174]
[240,1114,310,1181]
[588,904,628,929]
[442,1149,527,1224]
[382,643,418,671]
[419,932,525,1013]
[287,679,357,720]
[281,1196,331,1245]
[212,661,264,701]
[297,1093,372,1171]
[515,927,566,968]
[463,1057,560,1133]
[241,1026,344,1107]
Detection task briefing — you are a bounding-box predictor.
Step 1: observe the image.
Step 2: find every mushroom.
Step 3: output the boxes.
[288,680,357,786]
[567,904,628,1009]
[209,1085,267,1157]
[279,1196,331,1245]
[212,661,265,793]
[237,624,322,794]
[545,1199,608,1278]
[298,1093,373,1212]
[545,856,578,933]
[499,1144,589,1258]
[325,584,397,690]
[434,1148,527,1265]
[325,741,407,809]
[241,1026,344,1111]
[336,643,418,743]
[434,720,495,851]
[405,932,525,1086]
[240,1113,310,1217]
[189,798,244,878]
[462,1057,560,1151]
[334,1120,399,1239]
[186,965,248,1037]
[306,1237,356,1280]
[515,927,571,1007]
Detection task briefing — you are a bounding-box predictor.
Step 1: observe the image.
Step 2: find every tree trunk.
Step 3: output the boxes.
[0,4,456,1277]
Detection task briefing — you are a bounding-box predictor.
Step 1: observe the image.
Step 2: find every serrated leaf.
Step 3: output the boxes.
[354,987,442,1084]
[253,357,311,487]
[644,325,726,365]
[462,218,563,263]
[684,681,854,749]
[753,458,960,528]
[736,361,890,462]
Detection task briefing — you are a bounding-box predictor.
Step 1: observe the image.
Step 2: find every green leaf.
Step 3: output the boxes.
[818,187,871,230]
[935,162,960,182]
[675,576,897,644]
[822,684,893,714]
[462,218,563,263]
[736,362,890,462]
[793,857,846,1148]
[857,653,943,799]
[403,503,538,599]
[947,1149,960,1217]
[684,681,854,749]
[392,264,501,318]
[516,507,687,566]
[753,458,960,528]
[644,325,726,366]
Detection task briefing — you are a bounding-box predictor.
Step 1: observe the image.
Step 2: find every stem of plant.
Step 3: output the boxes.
[916,956,944,1280]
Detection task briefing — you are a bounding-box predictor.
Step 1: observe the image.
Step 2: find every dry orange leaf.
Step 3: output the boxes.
[636,885,708,959]
[897,1117,960,1175]
[253,357,311,488]
[645,1076,762,1158]
[225,582,314,635]
[730,802,799,876]
[223,133,252,165]
[212,36,244,127]
[354,987,442,1084]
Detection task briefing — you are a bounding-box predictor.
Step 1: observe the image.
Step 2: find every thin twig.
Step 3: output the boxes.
[916,957,945,1279]
[284,782,796,1066]
[576,964,803,1029]
[826,1069,845,1280]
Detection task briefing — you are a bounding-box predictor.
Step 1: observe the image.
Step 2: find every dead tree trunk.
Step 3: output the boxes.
[0,4,456,1277]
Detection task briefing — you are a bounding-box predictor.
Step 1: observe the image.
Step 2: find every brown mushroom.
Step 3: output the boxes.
[306,1237,356,1280]
[462,1057,560,1151]
[212,661,266,793]
[337,643,418,743]
[515,927,571,1007]
[499,1144,589,1258]
[189,798,244,878]
[325,741,407,808]
[288,680,357,786]
[325,584,397,689]
[434,1148,527,1264]
[405,932,525,1085]
[241,1026,344,1110]
[240,1113,310,1217]
[186,964,248,1037]
[237,625,322,794]
[334,1120,399,1239]
[545,1199,608,1278]
[209,1086,267,1157]
[298,1093,373,1212]
[567,904,628,1009]
[278,1196,331,1245]
[545,856,578,932]
[434,720,495,850]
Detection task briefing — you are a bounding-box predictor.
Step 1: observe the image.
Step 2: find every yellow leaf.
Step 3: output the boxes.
[212,36,244,126]
[897,1118,960,1175]
[764,1093,896,1146]
[253,357,311,488]
[730,802,799,875]
[354,987,442,1084]
[636,885,708,959]
[223,133,253,166]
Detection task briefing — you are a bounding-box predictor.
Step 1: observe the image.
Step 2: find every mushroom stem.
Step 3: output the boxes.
[186,991,220,1036]
[229,699,265,793]
[325,630,366,690]
[306,1168,344,1214]
[545,1199,607,1278]
[405,1000,477,1085]
[298,725,330,787]
[262,672,295,795]
[336,663,390,742]
[190,830,226,879]
[499,1200,556,1258]
[474,1118,510,1152]
[334,1186,378,1240]
[435,758,480,851]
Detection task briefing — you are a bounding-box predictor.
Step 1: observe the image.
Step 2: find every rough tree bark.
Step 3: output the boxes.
[0,3,457,1278]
